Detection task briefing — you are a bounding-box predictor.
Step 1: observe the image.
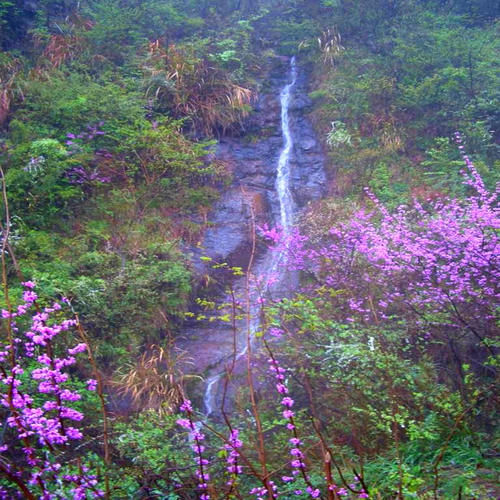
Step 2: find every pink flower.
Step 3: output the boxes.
[307,487,321,498]
[269,327,284,337]
[276,383,288,394]
[180,399,193,412]
[68,343,87,355]
[176,418,193,430]
[86,379,98,391]
[22,291,37,303]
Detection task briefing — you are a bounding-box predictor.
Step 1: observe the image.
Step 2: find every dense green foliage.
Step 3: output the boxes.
[307,7,499,202]
[0,0,498,498]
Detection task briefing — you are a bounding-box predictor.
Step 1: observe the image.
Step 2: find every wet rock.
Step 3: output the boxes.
[202,188,251,263]
[180,57,327,412]
[291,94,312,111]
[299,137,317,151]
[242,174,274,190]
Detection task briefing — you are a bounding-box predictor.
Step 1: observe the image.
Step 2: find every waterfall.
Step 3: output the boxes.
[276,56,297,234]
[203,57,298,416]
[203,373,222,415]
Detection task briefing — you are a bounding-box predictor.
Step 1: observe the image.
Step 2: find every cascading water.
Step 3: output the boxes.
[203,57,298,416]
[203,374,221,415]
[276,56,297,235]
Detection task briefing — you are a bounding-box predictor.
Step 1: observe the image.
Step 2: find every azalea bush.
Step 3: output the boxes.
[264,142,498,353]
[0,282,103,498]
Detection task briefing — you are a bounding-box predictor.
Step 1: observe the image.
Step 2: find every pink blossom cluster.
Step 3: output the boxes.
[224,428,243,486]
[259,225,309,276]
[325,476,369,498]
[65,122,111,185]
[65,122,106,146]
[327,156,497,330]
[249,481,278,500]
[66,166,111,185]
[267,356,323,498]
[263,146,499,340]
[267,356,370,498]
[177,399,211,500]
[0,281,101,498]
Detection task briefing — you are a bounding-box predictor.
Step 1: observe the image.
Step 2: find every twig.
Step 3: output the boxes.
[241,185,274,499]
[74,315,111,499]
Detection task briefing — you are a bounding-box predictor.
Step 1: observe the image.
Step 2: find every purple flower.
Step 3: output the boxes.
[0,284,101,493]
[176,418,193,430]
[276,383,288,394]
[68,343,87,355]
[86,379,98,391]
[180,399,193,412]
[22,291,37,303]
[269,327,284,337]
[307,487,321,498]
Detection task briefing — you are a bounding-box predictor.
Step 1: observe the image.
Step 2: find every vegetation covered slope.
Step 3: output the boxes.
[0,0,498,498]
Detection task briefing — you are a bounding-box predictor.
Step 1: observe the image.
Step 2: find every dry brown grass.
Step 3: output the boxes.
[0,56,23,126]
[144,41,253,136]
[318,28,344,67]
[117,342,200,415]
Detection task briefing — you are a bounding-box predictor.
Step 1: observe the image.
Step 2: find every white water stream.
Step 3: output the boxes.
[276,56,298,234]
[203,57,298,415]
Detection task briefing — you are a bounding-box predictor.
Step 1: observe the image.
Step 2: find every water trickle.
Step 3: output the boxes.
[203,57,298,416]
[203,373,222,416]
[276,55,297,235]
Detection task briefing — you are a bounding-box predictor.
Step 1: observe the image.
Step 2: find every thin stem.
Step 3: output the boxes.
[0,166,14,365]
[241,185,273,499]
[74,315,111,499]
[0,462,35,500]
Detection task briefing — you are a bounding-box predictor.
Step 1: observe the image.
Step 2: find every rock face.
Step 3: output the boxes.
[289,68,326,206]
[177,57,326,410]
[198,60,325,267]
